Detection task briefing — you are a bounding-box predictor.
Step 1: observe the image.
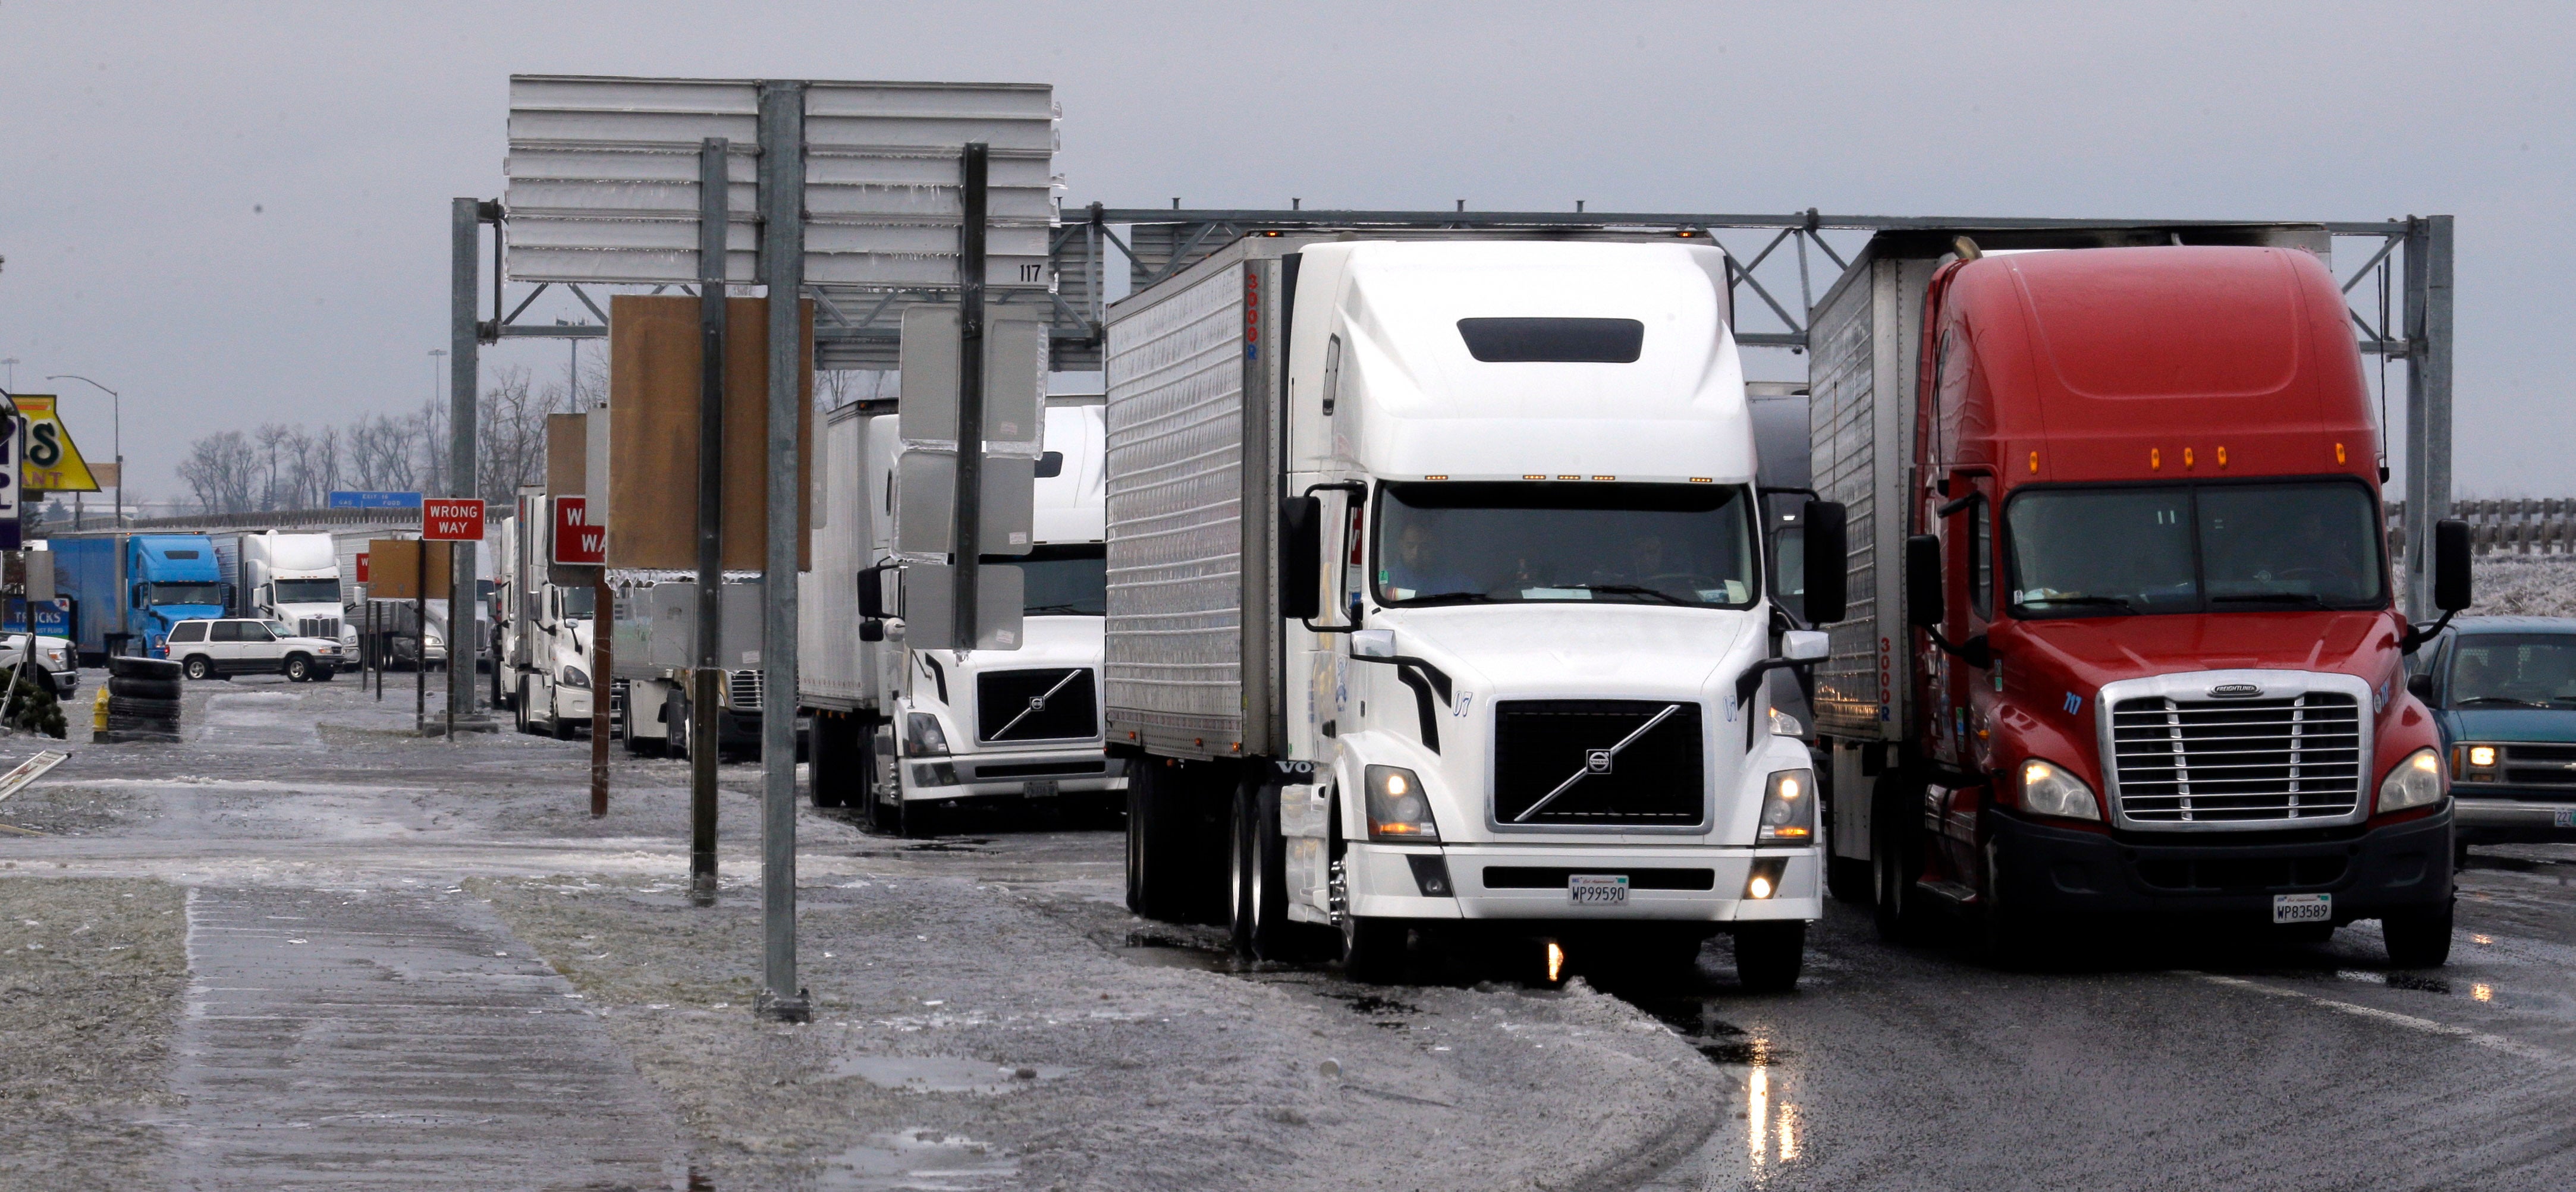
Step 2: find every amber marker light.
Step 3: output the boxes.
[2027,451,2039,473]
[2216,446,2228,468]
[1524,474,1546,480]
[2183,448,2195,468]
[2150,448,2161,470]
[1690,477,1713,483]
[1422,474,1447,480]
[1591,475,1614,481]
[1557,474,1579,480]
[2336,442,2348,464]
[1545,942,1567,983]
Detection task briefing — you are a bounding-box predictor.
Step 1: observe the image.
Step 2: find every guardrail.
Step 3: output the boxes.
[38,507,423,536]
[2388,499,2576,558]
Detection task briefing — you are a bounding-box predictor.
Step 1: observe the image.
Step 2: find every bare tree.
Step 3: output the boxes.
[175,431,260,514]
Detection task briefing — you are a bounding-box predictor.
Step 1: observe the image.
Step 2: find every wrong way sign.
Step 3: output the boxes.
[422,497,486,541]
[551,496,605,565]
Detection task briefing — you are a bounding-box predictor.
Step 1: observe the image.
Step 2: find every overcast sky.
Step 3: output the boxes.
[3,1,2569,502]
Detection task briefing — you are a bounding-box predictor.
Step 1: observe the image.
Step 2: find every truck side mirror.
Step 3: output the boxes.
[856,563,891,621]
[1280,495,1322,622]
[2434,518,2473,612]
[1803,501,1848,625]
[2405,672,2435,703]
[1905,533,1944,628]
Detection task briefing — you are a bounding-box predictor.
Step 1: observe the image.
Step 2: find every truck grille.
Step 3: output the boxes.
[977,668,1099,742]
[727,668,763,711]
[299,616,340,641]
[1491,700,1704,828]
[2109,693,2363,824]
[2488,743,2576,792]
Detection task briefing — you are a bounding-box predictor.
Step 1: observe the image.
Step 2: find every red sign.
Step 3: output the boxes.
[355,552,370,583]
[551,496,606,565]
[422,497,486,542]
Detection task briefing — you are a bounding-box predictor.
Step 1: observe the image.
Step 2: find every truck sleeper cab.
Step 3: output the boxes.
[1819,237,2467,967]
[1110,237,1845,987]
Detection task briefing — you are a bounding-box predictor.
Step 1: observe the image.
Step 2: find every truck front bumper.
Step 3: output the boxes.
[2453,794,2576,844]
[1991,806,2452,924]
[899,748,1127,804]
[1344,842,1821,924]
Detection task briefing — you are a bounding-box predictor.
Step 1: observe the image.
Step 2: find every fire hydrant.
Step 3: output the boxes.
[92,686,110,744]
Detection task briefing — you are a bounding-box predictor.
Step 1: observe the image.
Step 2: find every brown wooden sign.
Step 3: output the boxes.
[365,538,451,600]
[607,295,812,570]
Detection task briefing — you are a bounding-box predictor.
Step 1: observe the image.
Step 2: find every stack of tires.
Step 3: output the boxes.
[104,657,186,743]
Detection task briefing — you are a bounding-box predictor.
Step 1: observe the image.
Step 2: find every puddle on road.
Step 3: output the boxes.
[1114,932,1252,974]
[1320,990,1421,1029]
[825,1055,1070,1094]
[814,1129,1016,1191]
[1628,996,1785,1067]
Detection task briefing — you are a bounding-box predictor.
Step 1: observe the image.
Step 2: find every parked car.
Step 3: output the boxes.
[163,618,344,682]
[2409,616,2576,853]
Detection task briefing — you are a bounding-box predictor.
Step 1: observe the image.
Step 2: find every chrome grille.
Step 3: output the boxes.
[2494,743,2576,791]
[727,668,763,711]
[299,615,340,641]
[2110,693,2363,824]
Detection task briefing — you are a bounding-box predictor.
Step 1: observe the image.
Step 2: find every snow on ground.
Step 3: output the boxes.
[2470,554,2576,618]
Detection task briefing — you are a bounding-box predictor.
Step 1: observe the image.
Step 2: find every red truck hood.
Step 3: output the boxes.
[1997,609,2404,694]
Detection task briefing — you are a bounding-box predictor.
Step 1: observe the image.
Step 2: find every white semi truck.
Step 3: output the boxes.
[213,531,344,643]
[799,398,1124,834]
[1105,235,1848,986]
[493,492,597,738]
[612,573,766,760]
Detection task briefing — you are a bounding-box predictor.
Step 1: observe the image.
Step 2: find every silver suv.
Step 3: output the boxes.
[166,618,343,682]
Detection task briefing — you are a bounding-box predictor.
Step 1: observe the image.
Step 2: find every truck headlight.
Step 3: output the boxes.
[1767,705,1805,737]
[2454,743,2500,781]
[2019,759,2100,822]
[904,712,951,757]
[560,666,590,690]
[2380,748,2445,813]
[1758,769,1815,841]
[1364,765,1438,841]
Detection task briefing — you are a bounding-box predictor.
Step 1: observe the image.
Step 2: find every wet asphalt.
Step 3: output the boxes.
[7,668,2576,1189]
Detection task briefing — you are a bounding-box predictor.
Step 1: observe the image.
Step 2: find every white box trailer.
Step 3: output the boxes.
[611,572,767,759]
[1104,233,1848,985]
[797,397,1125,831]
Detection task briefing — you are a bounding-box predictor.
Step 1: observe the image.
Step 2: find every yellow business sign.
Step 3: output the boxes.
[12,397,99,492]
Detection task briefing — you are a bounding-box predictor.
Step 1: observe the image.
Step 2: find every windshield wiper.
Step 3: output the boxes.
[2457,696,2549,707]
[1404,591,1497,606]
[2211,593,2333,608]
[1563,584,1692,606]
[2022,595,2139,614]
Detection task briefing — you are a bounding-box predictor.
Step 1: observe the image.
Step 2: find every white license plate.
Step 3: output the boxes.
[2555,808,2576,829]
[1569,875,1630,905]
[1023,779,1058,799]
[2273,892,2332,924]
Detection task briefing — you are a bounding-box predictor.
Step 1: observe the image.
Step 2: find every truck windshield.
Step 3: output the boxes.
[2446,635,2576,708]
[147,583,226,608]
[2007,481,2384,619]
[982,545,1106,615]
[272,579,340,604]
[561,586,596,619]
[1374,482,1758,608]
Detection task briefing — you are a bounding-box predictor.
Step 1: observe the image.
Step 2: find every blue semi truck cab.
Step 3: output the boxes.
[50,534,233,663]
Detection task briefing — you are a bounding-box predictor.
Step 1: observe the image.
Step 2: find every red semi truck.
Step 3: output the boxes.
[1810,229,2471,965]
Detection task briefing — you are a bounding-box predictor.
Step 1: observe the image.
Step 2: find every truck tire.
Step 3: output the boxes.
[109,676,183,701]
[1733,921,1805,992]
[549,690,576,740]
[109,656,184,682]
[807,714,852,809]
[282,655,315,683]
[1230,778,1298,960]
[1340,914,1407,985]
[1872,771,1935,943]
[2382,902,2454,968]
[514,680,535,735]
[108,695,183,719]
[668,693,692,759]
[1126,756,1192,921]
[182,656,216,681]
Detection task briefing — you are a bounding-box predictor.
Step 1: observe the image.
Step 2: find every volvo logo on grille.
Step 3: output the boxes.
[1585,748,1614,774]
[2208,683,2264,699]
[1026,696,1047,712]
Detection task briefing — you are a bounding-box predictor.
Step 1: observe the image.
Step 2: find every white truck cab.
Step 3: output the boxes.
[1110,237,1846,986]
[802,400,1126,832]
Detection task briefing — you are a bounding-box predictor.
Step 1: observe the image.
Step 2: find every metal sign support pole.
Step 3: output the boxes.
[450,197,488,727]
[951,143,989,646]
[755,80,809,1023]
[2401,214,2455,622]
[414,553,426,725]
[690,136,728,904]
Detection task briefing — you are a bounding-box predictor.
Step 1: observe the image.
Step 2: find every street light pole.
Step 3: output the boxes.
[45,374,118,528]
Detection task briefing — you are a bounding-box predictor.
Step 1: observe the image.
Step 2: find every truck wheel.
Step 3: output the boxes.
[1733,922,1805,992]
[549,693,576,740]
[668,694,692,759]
[1340,915,1407,985]
[183,656,213,681]
[2382,902,2454,968]
[1872,772,1934,943]
[1227,782,1258,954]
[1827,855,1874,904]
[283,655,313,683]
[1126,757,1191,922]
[808,715,849,809]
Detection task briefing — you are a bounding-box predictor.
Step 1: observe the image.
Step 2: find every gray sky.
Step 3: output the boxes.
[4,1,2569,502]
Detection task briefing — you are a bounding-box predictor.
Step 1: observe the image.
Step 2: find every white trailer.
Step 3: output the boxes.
[797,397,1124,832]
[610,572,765,759]
[1104,235,1847,985]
